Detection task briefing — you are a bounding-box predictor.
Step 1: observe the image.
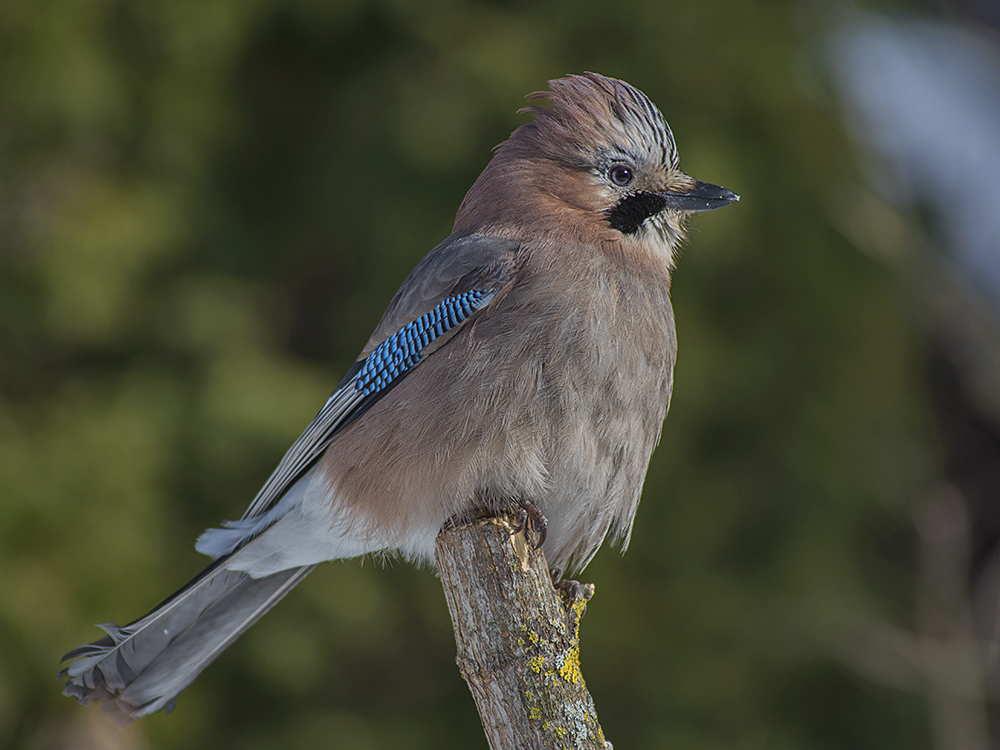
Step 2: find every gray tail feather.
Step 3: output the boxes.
[59,562,315,727]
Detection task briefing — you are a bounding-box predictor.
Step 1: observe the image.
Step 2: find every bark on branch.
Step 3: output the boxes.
[434,516,610,750]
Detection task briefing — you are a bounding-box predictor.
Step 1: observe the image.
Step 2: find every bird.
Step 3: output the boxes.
[59,72,738,726]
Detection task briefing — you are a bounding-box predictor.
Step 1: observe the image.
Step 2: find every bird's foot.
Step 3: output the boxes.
[552,571,590,603]
[510,498,547,550]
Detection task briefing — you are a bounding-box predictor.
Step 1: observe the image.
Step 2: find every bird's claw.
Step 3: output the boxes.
[510,499,547,550]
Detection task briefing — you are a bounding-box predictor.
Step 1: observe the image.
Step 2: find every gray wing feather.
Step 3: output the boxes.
[233,385,364,524]
[61,565,314,726]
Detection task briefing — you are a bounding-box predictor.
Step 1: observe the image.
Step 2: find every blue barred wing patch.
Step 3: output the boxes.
[356,289,495,396]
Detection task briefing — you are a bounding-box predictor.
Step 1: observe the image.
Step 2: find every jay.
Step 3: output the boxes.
[60,72,738,724]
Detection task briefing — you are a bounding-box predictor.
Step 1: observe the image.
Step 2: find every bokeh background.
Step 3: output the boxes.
[2,0,999,748]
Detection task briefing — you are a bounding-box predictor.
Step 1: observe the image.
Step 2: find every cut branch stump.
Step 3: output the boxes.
[435,516,610,750]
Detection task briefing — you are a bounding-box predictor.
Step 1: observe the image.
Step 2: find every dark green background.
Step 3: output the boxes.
[0,0,949,747]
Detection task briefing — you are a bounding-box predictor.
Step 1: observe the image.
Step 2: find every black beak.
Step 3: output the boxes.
[660,181,739,212]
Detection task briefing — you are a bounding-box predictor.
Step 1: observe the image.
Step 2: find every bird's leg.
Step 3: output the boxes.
[510,498,547,550]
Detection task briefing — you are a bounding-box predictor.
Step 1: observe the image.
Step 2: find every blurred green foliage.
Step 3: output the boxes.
[0,0,937,748]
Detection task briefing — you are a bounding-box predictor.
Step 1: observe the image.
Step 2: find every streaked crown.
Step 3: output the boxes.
[522,73,679,172]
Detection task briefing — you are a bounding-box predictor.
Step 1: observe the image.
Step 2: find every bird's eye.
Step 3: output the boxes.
[608,164,634,187]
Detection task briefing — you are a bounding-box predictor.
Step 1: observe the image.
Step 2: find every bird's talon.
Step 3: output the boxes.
[533,525,547,550]
[512,498,548,550]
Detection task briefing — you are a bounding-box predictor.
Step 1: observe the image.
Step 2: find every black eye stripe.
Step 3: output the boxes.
[605,192,667,235]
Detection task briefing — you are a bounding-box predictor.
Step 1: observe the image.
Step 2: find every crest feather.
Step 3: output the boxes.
[518,73,678,168]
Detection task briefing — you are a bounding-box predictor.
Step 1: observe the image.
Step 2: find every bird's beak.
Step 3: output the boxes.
[660,181,739,213]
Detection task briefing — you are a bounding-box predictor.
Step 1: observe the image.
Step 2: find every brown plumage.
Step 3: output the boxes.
[60,72,738,725]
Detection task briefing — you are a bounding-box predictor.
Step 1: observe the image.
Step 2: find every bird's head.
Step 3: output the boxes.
[454,73,738,266]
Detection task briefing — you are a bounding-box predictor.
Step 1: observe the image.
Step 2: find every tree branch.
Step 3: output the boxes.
[434,516,610,750]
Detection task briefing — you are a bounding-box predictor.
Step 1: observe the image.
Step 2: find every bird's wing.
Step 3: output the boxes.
[363,231,521,355]
[196,233,522,556]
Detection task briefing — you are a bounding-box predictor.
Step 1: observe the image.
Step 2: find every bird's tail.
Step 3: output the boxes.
[59,561,315,727]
